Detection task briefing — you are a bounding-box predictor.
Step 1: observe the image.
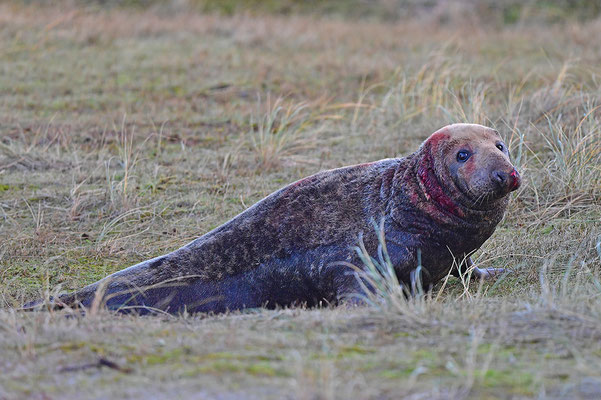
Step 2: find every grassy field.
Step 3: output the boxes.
[1,1,601,399]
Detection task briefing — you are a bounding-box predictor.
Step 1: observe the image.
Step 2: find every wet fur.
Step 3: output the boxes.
[45,124,519,314]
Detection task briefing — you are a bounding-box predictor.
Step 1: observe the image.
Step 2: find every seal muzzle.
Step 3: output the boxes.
[491,167,521,195]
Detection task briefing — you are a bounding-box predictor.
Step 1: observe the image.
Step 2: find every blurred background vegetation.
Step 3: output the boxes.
[15,0,601,24]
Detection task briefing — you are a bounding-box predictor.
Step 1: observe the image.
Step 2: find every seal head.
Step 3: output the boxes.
[416,123,520,217]
[390,123,521,285]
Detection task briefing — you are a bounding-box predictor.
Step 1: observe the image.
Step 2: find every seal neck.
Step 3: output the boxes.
[415,149,466,219]
[396,146,507,236]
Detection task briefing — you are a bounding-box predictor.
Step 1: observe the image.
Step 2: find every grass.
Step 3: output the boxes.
[1,1,601,398]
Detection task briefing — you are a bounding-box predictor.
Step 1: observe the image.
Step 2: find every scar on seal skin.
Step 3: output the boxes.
[25,123,521,314]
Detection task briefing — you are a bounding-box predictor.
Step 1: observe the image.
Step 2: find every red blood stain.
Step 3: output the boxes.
[464,156,476,176]
[416,143,464,219]
[426,132,450,149]
[409,190,420,203]
[509,168,521,191]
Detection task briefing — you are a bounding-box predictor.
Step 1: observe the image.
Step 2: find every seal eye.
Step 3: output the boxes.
[496,143,504,152]
[456,150,470,162]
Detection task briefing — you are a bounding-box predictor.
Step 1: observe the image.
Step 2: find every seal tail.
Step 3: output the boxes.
[21,254,206,314]
[20,279,110,313]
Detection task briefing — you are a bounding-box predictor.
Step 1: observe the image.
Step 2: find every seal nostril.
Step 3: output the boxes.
[492,170,508,188]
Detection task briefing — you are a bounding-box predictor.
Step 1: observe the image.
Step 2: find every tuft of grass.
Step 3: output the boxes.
[356,57,457,134]
[104,117,142,212]
[345,220,429,317]
[247,97,334,171]
[538,104,601,201]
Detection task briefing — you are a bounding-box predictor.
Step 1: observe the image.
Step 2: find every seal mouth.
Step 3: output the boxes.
[453,176,510,209]
[457,167,521,206]
[458,182,498,207]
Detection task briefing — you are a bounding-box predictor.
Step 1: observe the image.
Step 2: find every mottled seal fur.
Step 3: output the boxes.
[32,123,521,314]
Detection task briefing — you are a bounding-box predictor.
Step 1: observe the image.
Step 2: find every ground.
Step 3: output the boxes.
[1,1,600,399]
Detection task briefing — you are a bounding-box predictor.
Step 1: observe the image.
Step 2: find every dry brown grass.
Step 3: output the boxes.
[1,2,601,399]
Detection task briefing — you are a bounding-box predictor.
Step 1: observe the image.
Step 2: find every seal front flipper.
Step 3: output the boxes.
[452,256,507,280]
[472,266,507,280]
